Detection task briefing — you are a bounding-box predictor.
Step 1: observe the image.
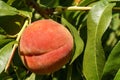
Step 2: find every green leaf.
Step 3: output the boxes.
[61,17,84,64]
[114,69,120,80]
[0,39,14,48]
[108,0,120,2]
[7,0,15,5]
[0,35,12,46]
[102,41,120,79]
[0,41,16,73]
[25,73,50,80]
[18,10,32,19]
[25,73,35,80]
[0,72,13,80]
[0,35,14,48]
[0,35,7,39]
[83,1,115,80]
[0,0,18,16]
[0,15,25,35]
[111,13,120,30]
[0,27,6,34]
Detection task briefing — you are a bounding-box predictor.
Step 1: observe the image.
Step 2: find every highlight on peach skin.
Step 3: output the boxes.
[19,19,73,74]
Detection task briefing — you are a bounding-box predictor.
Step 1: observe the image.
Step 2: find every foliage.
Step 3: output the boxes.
[0,0,120,80]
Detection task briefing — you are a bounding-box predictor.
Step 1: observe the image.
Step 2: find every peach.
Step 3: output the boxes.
[19,19,73,74]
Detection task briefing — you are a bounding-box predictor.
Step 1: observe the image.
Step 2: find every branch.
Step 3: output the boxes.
[24,0,120,18]
[5,20,29,71]
[25,0,53,19]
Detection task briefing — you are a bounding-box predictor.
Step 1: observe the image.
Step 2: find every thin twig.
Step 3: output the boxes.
[5,20,29,71]
[66,6,92,11]
[5,44,18,72]
[61,6,120,11]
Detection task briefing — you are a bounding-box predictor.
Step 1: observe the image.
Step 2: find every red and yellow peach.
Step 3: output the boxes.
[19,19,73,74]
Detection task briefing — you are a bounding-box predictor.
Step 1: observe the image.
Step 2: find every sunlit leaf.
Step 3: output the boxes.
[0,35,14,48]
[18,10,32,19]
[83,1,115,80]
[111,13,120,30]
[0,41,16,73]
[0,0,19,16]
[0,39,14,48]
[25,73,35,80]
[7,0,15,5]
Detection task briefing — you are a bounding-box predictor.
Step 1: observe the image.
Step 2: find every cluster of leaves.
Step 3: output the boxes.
[0,0,120,80]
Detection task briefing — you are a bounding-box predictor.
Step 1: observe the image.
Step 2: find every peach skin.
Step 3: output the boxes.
[19,19,73,74]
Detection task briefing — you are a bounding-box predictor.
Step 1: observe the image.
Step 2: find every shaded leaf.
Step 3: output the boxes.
[0,15,25,35]
[102,41,120,79]
[83,1,115,80]
[61,17,84,64]
[80,0,96,6]
[0,41,16,73]
[40,0,59,7]
[25,73,50,80]
[0,27,6,34]
[0,72,13,80]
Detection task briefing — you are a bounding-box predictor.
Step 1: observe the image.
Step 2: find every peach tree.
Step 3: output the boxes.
[0,0,120,80]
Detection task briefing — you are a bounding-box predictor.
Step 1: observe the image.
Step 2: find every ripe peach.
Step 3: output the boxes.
[19,19,73,74]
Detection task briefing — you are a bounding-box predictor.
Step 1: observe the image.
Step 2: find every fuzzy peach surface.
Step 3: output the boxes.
[19,19,73,74]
